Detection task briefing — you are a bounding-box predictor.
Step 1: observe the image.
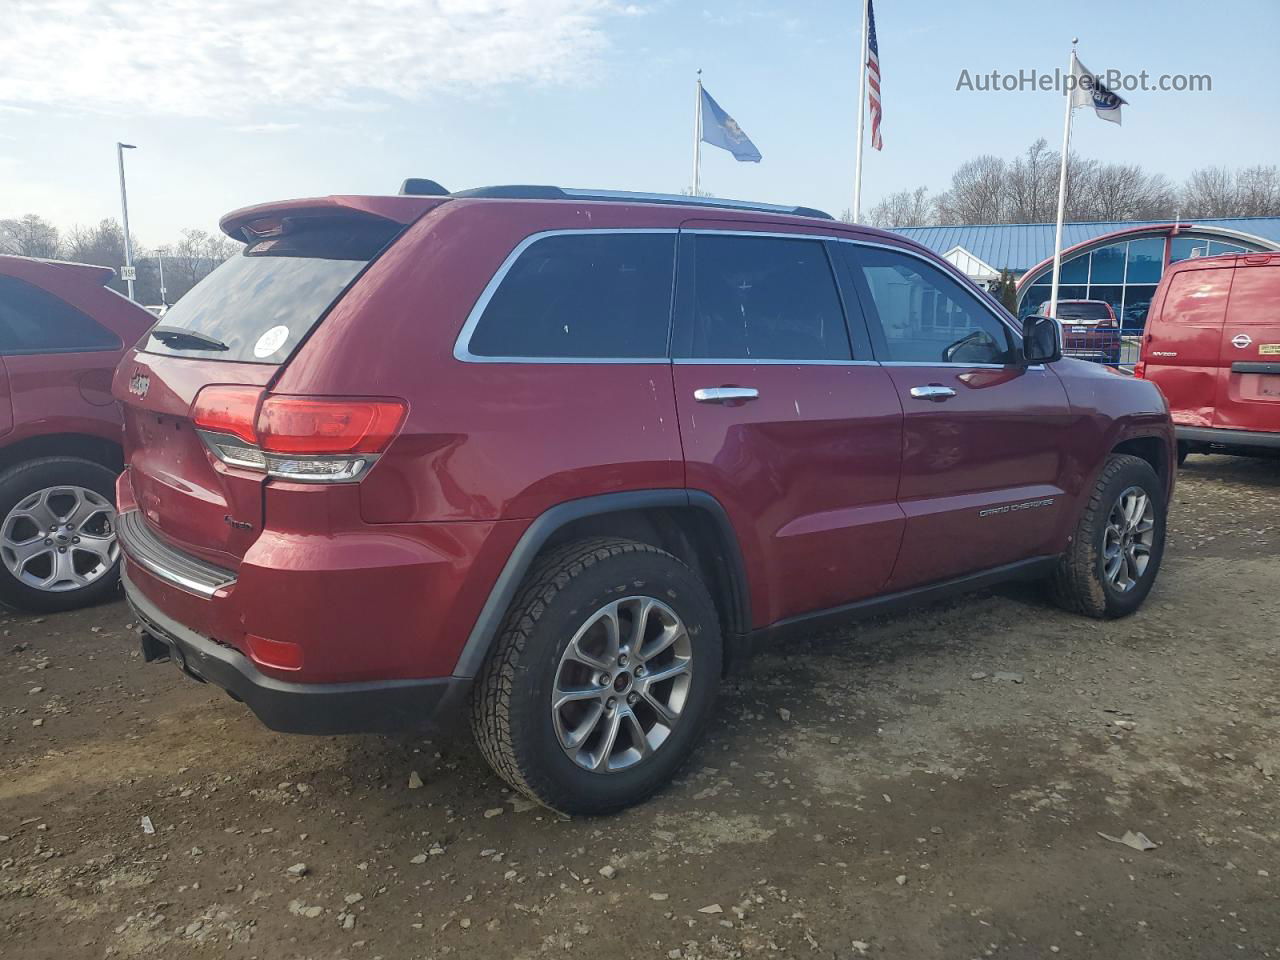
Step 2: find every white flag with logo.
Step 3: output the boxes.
[1070,55,1126,125]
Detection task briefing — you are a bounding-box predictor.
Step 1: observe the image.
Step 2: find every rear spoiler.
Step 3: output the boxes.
[219,195,448,242]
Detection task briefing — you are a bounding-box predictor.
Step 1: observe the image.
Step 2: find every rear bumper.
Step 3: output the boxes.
[1177,425,1280,450]
[124,567,471,734]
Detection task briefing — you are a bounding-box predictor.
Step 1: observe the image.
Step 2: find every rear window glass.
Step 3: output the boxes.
[465,232,675,359]
[141,220,400,363]
[0,276,121,354]
[1052,302,1112,321]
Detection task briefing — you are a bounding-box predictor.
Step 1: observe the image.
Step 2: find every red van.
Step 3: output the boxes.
[1137,252,1280,462]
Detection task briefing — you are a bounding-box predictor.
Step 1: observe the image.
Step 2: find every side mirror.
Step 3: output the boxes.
[1022,315,1062,365]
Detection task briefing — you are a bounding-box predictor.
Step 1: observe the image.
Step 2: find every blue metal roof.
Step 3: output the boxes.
[894,217,1280,274]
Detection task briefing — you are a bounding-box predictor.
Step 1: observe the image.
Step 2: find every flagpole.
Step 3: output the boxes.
[852,0,869,221]
[1048,39,1078,320]
[692,69,703,196]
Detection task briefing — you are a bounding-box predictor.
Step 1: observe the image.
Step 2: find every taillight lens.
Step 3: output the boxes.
[257,396,406,455]
[1133,360,1146,379]
[192,385,265,444]
[191,390,406,483]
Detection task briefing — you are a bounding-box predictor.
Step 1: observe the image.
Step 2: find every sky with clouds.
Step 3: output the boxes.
[2,0,1278,245]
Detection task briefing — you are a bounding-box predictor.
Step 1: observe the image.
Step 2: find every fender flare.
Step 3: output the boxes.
[451,489,751,679]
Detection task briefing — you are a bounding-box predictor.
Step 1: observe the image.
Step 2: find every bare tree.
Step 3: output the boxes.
[158,229,241,301]
[1234,165,1280,217]
[1078,163,1177,221]
[864,186,934,228]
[934,155,1007,225]
[1180,166,1239,218]
[1006,139,1059,223]
[0,214,62,258]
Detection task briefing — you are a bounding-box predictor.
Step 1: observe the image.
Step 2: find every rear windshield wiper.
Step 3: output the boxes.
[149,325,230,352]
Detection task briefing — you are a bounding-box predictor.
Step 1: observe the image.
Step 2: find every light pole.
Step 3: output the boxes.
[116,142,137,300]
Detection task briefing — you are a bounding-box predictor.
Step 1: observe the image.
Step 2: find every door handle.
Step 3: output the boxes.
[909,385,957,402]
[693,386,760,403]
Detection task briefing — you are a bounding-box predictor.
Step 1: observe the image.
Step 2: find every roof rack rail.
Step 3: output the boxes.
[446,185,834,220]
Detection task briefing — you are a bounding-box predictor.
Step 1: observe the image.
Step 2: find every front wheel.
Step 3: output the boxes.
[1050,453,1167,619]
[471,537,722,815]
[0,457,121,613]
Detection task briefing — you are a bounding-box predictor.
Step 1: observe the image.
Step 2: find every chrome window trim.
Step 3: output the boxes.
[453,228,678,365]
[452,226,1033,368]
[672,358,879,367]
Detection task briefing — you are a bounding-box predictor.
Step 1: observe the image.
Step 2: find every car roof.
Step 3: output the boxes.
[0,254,117,287]
[220,184,839,241]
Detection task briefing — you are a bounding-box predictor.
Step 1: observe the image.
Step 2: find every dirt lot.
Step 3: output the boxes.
[2,455,1278,960]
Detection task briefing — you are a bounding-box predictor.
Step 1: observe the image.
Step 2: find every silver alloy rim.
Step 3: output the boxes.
[1102,484,1155,593]
[0,486,118,592]
[551,596,693,773]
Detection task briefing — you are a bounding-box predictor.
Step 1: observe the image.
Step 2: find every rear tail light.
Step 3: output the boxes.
[190,389,406,483]
[1133,360,1146,379]
[192,385,265,445]
[257,396,405,454]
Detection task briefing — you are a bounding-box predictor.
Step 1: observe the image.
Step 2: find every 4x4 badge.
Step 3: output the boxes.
[128,372,150,398]
[1232,333,1253,349]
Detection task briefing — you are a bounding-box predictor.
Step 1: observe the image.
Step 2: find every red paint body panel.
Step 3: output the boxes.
[1213,261,1280,432]
[1143,254,1280,440]
[1143,264,1233,427]
[885,364,1073,588]
[111,196,1175,696]
[673,361,905,627]
[0,254,153,451]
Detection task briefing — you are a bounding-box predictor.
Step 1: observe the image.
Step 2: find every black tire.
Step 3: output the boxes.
[1050,453,1166,619]
[0,457,121,613]
[470,537,722,815]
[1176,441,1190,467]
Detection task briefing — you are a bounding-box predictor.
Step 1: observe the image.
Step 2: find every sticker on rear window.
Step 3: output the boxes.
[253,325,290,358]
[1261,344,1280,356]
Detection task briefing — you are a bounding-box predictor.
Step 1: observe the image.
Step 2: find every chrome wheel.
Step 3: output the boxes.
[1,486,118,592]
[551,596,693,773]
[1102,485,1155,593]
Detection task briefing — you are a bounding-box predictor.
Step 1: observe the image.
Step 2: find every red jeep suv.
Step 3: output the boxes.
[0,255,153,612]
[114,185,1175,814]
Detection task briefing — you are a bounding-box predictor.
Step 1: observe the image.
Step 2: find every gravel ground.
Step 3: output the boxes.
[2,454,1278,960]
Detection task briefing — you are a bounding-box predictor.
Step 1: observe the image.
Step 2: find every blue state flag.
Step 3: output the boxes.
[699,86,762,163]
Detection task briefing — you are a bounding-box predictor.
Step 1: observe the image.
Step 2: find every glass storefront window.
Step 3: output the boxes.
[1125,238,1164,283]
[1090,244,1126,283]
[1089,285,1124,322]
[1060,253,1089,284]
[1122,284,1158,330]
[1207,240,1245,256]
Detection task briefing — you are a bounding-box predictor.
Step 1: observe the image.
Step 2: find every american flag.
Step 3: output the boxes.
[866,0,883,150]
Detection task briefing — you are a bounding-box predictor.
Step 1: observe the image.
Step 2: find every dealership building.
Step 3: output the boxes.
[895,216,1280,329]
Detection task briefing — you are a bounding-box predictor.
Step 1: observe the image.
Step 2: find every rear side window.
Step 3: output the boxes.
[847,246,1015,365]
[1159,269,1233,326]
[0,276,121,354]
[680,234,851,361]
[142,219,399,364]
[1055,302,1112,321]
[465,232,675,359]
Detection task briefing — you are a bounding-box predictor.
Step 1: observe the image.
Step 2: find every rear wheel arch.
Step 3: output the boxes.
[0,433,123,476]
[454,490,752,679]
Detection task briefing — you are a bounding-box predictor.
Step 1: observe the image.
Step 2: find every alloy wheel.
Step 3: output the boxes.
[0,485,118,592]
[551,596,693,773]
[1101,484,1155,593]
